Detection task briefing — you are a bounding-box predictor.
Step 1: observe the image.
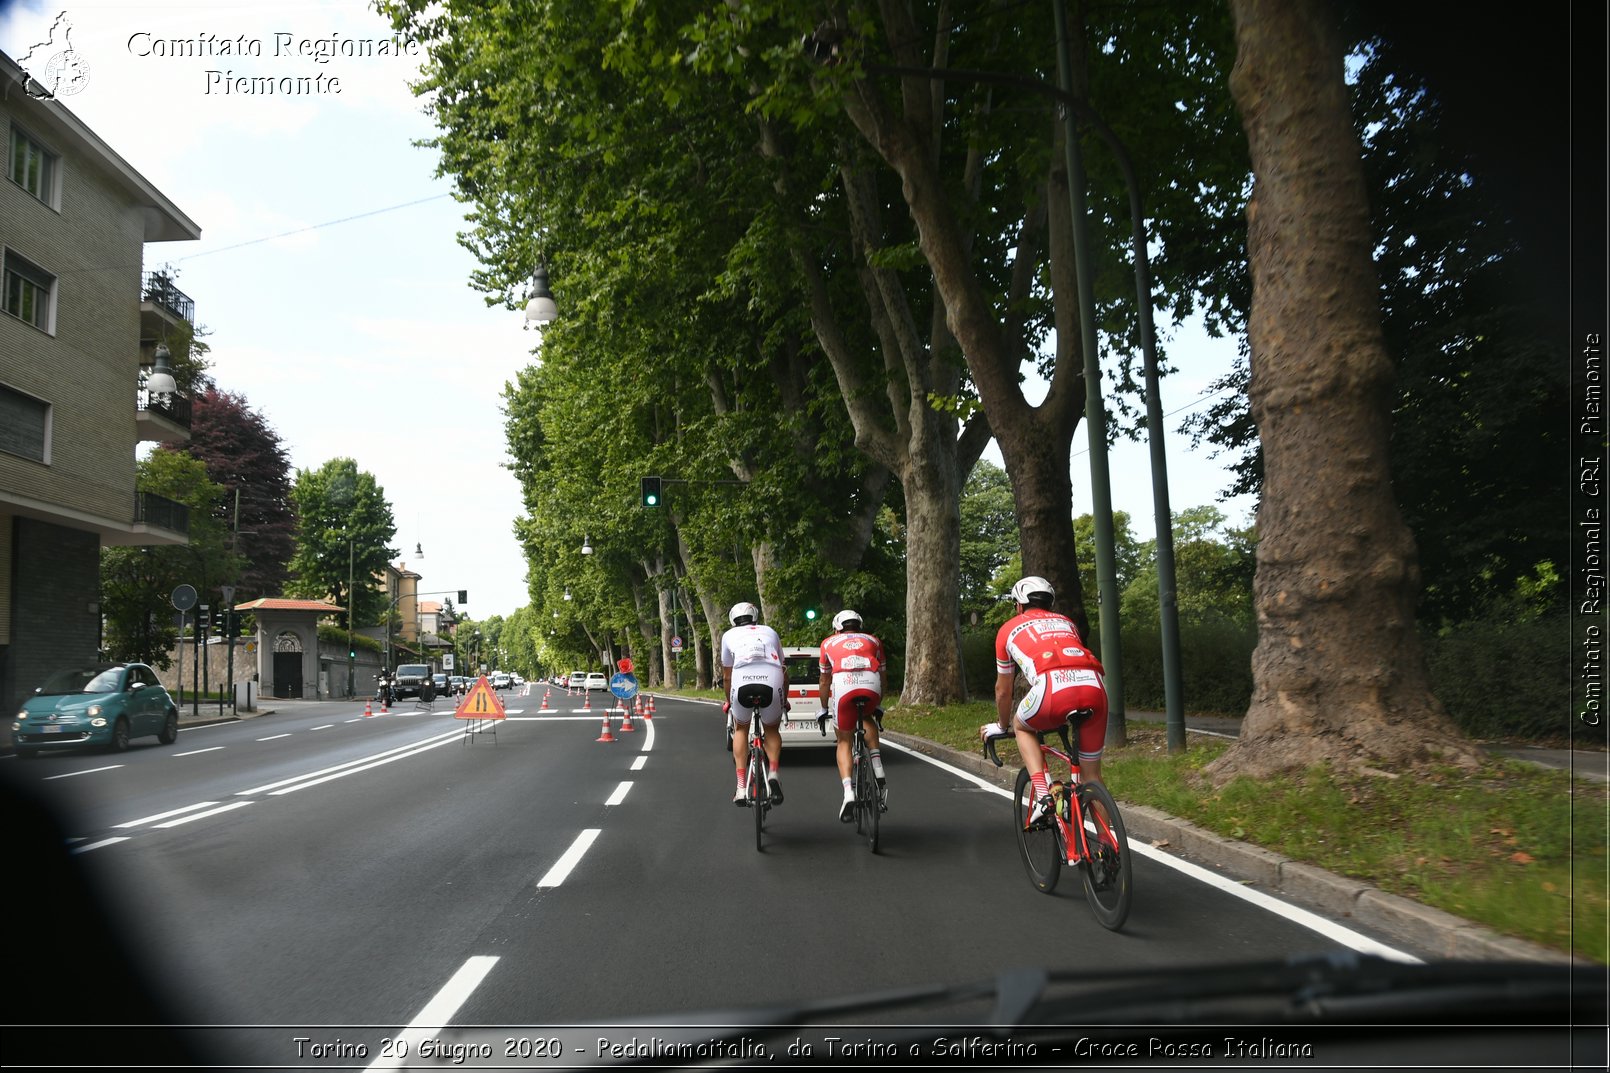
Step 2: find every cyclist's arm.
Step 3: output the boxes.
[994,669,1015,731]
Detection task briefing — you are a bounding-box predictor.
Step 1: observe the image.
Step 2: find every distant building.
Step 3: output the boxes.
[0,50,201,717]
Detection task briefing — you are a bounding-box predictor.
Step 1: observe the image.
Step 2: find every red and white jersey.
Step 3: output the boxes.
[995,608,1103,681]
[819,632,885,677]
[720,623,783,669]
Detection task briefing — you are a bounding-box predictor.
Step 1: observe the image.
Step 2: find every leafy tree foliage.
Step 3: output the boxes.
[284,459,398,628]
[182,387,295,602]
[1122,506,1255,630]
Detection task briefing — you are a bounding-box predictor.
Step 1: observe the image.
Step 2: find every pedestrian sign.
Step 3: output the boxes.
[455,675,507,720]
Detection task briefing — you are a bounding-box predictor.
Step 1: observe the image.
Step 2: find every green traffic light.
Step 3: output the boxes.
[805,609,817,621]
[646,493,658,506]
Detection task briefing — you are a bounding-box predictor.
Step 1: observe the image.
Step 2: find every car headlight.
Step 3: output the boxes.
[15,710,26,720]
[86,704,102,718]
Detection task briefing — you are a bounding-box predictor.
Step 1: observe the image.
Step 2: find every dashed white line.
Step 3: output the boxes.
[115,802,219,828]
[366,956,499,1072]
[71,837,130,854]
[153,800,252,828]
[173,746,225,757]
[536,829,600,889]
[310,724,336,730]
[604,782,632,806]
[630,756,647,771]
[256,733,292,741]
[44,765,122,780]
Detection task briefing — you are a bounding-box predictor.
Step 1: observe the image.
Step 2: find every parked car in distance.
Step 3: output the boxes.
[585,671,608,691]
[432,673,452,698]
[568,671,587,690]
[13,663,179,757]
[393,664,431,698]
[450,676,468,695]
[491,672,512,689]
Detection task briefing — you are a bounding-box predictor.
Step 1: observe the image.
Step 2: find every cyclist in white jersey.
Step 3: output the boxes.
[720,602,787,806]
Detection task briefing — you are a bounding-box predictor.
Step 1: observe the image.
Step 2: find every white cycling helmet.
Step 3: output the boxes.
[1010,576,1055,606]
[729,601,760,626]
[832,609,863,632]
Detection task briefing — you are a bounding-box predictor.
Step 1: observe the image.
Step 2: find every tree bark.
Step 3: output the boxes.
[1208,0,1481,781]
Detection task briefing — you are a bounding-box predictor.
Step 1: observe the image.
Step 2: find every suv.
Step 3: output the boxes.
[393,664,431,698]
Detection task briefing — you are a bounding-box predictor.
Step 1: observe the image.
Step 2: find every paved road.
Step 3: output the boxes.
[8,688,1512,1068]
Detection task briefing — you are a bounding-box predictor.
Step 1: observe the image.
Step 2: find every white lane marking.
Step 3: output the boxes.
[256,734,292,742]
[311,724,336,730]
[174,746,225,757]
[265,733,465,796]
[367,956,499,1072]
[44,765,122,780]
[154,800,253,828]
[71,837,130,854]
[115,802,219,827]
[536,829,601,889]
[630,756,647,771]
[641,718,655,751]
[883,739,1422,964]
[238,729,463,795]
[604,782,632,807]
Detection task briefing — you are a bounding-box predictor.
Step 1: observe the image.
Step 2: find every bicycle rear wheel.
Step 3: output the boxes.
[1014,768,1062,893]
[749,748,767,851]
[1075,780,1132,930]
[856,740,880,854]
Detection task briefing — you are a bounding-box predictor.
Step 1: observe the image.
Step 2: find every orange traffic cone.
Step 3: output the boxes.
[646,694,656,719]
[583,689,592,711]
[364,698,373,718]
[620,704,635,732]
[596,712,616,743]
[541,688,552,711]
[382,694,390,714]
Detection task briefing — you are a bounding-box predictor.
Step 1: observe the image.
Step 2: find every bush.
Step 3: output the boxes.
[1423,612,1569,739]
[1121,616,1256,716]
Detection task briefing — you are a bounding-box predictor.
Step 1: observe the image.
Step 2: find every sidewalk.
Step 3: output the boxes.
[886,709,1597,966]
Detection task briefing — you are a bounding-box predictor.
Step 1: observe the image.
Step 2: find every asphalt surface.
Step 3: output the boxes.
[15,690,1596,968]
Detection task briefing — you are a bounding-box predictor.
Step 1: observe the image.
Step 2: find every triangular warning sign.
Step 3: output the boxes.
[455,675,507,720]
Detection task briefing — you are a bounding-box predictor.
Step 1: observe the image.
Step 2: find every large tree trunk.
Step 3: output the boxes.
[1209,0,1481,782]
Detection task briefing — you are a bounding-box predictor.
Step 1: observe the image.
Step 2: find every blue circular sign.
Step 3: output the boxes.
[609,672,639,700]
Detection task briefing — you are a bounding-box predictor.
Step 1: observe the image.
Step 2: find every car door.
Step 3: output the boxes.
[131,665,161,736]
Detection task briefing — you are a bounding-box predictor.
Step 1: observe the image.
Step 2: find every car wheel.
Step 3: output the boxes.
[158,708,179,745]
[109,716,131,752]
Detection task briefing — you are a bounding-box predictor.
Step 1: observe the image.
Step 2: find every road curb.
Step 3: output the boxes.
[884,731,1578,965]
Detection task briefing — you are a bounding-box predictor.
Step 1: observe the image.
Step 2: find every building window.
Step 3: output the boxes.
[0,383,51,463]
[8,125,57,206]
[2,250,55,332]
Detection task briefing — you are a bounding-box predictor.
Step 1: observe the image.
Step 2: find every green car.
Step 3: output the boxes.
[12,663,179,758]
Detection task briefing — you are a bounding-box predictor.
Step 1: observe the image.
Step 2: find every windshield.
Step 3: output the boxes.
[396,665,428,677]
[36,667,122,695]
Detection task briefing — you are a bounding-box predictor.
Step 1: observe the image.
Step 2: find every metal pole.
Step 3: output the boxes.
[1054,0,1125,739]
[347,540,355,698]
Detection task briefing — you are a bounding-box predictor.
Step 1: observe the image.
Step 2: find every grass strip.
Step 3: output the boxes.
[884,700,1605,964]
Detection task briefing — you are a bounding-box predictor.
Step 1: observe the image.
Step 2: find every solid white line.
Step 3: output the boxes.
[256,733,292,741]
[884,739,1422,964]
[641,718,655,751]
[173,746,225,757]
[630,756,647,771]
[536,829,601,889]
[366,956,499,1072]
[238,728,463,795]
[70,837,130,854]
[44,765,122,780]
[115,802,218,828]
[265,733,464,796]
[154,800,252,827]
[604,781,632,806]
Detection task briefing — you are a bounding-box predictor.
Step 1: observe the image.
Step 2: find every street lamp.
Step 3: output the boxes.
[147,342,178,396]
[524,263,558,328]
[580,535,593,556]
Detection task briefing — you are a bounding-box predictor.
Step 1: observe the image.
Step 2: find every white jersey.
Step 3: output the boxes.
[720,623,783,670]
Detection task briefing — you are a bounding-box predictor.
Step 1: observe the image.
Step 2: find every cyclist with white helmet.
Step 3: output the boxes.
[720,601,787,806]
[982,576,1110,816]
[817,609,887,821]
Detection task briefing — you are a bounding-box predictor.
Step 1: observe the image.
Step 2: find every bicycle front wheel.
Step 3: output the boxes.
[1075,780,1132,930]
[856,741,880,854]
[1014,768,1062,893]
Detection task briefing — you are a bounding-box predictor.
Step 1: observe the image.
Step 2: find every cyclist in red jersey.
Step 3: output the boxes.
[981,576,1109,817]
[817,609,886,821]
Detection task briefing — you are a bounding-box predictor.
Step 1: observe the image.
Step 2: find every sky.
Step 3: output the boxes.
[2,0,1254,621]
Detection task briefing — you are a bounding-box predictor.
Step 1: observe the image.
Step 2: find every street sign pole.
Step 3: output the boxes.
[221,585,236,715]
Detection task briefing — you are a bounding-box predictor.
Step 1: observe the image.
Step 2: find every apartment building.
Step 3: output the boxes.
[1,50,202,717]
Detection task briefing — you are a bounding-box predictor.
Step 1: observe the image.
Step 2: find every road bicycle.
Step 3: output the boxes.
[733,682,777,852]
[984,713,1133,930]
[818,696,882,854]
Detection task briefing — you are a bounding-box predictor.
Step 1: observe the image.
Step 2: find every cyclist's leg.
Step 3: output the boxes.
[730,702,752,803]
[1071,675,1110,786]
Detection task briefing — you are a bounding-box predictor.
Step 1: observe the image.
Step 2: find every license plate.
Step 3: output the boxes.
[42,724,63,734]
[784,720,815,733]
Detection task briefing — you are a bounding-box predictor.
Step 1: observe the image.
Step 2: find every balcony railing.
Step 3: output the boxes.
[141,271,195,325]
[134,492,190,536]
[137,388,193,429]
